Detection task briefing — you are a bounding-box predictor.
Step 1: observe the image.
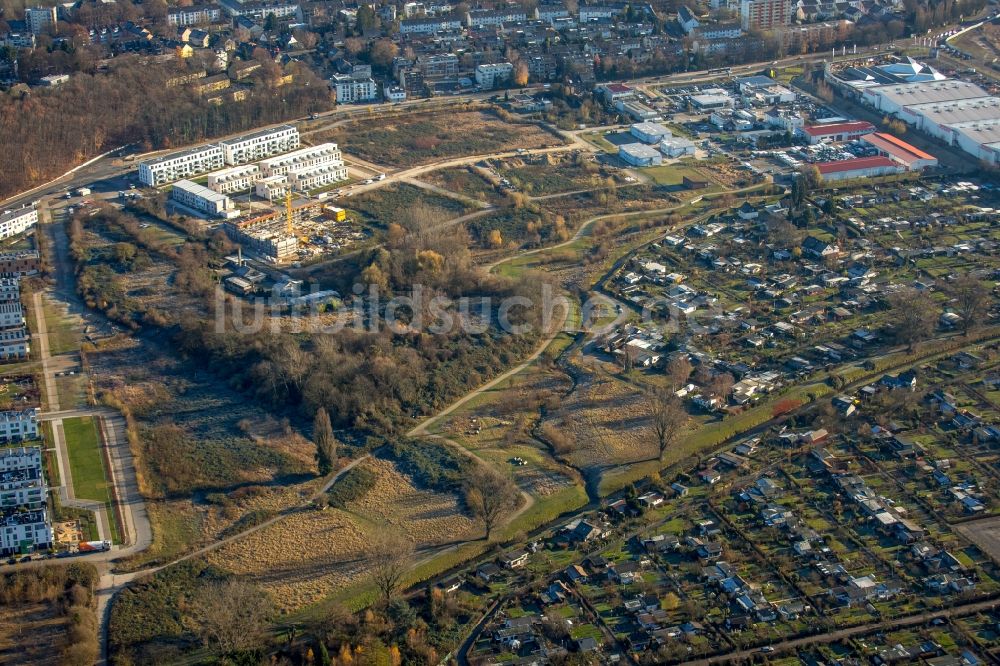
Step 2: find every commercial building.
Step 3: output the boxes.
[219,125,299,165]
[170,180,236,218]
[690,90,734,110]
[0,301,24,329]
[0,205,37,240]
[167,5,223,25]
[1,509,52,555]
[660,136,697,158]
[332,74,377,103]
[475,62,514,89]
[0,252,39,277]
[0,408,39,441]
[860,133,938,170]
[255,175,289,201]
[207,164,261,195]
[815,156,903,181]
[0,327,30,359]
[861,80,990,115]
[258,143,343,177]
[798,120,875,144]
[138,144,225,186]
[288,163,349,192]
[739,0,791,30]
[597,83,635,104]
[25,6,56,35]
[630,122,672,144]
[619,143,663,167]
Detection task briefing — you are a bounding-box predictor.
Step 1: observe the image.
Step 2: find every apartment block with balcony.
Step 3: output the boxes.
[258,143,343,177]
[138,144,225,186]
[0,408,39,442]
[207,164,262,194]
[219,125,300,166]
[0,205,37,240]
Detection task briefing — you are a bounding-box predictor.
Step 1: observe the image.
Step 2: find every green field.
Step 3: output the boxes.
[63,416,110,503]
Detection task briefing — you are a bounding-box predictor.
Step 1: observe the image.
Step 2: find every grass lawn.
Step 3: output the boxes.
[42,297,79,356]
[63,416,110,504]
[643,163,716,188]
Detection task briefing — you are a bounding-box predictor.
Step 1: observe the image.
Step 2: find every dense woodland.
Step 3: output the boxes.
[0,56,329,199]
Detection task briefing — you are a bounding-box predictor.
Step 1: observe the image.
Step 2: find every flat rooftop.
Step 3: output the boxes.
[219,125,297,146]
[865,80,990,107]
[173,179,230,204]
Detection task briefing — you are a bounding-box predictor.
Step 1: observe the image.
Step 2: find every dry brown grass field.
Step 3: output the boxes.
[0,604,70,666]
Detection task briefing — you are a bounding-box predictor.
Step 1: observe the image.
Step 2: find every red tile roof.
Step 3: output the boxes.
[862,132,936,162]
[816,156,897,174]
[802,121,876,137]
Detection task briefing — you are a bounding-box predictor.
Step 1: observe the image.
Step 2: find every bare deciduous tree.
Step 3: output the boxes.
[888,288,937,351]
[465,466,522,541]
[188,580,275,656]
[948,273,990,335]
[369,531,414,604]
[648,390,688,463]
[666,355,693,390]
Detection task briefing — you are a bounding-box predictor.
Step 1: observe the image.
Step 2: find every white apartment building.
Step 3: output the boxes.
[384,85,406,102]
[0,408,39,441]
[219,125,300,165]
[255,175,289,201]
[288,163,349,192]
[475,62,514,89]
[258,143,343,177]
[0,205,37,240]
[207,164,261,194]
[1,509,52,555]
[0,278,19,302]
[167,4,223,25]
[138,144,225,186]
[0,329,30,359]
[332,75,377,103]
[25,6,56,35]
[0,301,24,329]
[0,446,42,473]
[171,180,235,217]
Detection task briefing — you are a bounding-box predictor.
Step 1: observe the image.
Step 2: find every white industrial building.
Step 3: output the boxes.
[138,144,225,186]
[255,175,289,201]
[619,143,663,167]
[690,89,734,110]
[332,74,378,103]
[170,180,236,217]
[0,206,37,240]
[0,301,24,329]
[219,125,300,165]
[660,136,697,158]
[0,408,39,441]
[207,164,261,194]
[861,79,1000,165]
[630,122,672,144]
[475,62,514,89]
[259,143,344,177]
[288,164,349,192]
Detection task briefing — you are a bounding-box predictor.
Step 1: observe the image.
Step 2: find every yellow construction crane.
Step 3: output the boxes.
[285,190,293,236]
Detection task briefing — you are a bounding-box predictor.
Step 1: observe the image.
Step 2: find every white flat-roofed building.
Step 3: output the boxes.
[660,136,697,157]
[258,143,343,177]
[207,164,261,194]
[171,180,235,217]
[219,125,299,165]
[0,301,24,329]
[255,175,289,201]
[25,6,56,35]
[288,163,349,192]
[0,408,39,441]
[0,509,52,555]
[332,74,377,103]
[0,326,30,359]
[0,279,19,302]
[475,62,513,89]
[168,4,223,25]
[0,206,37,240]
[138,144,225,186]
[0,446,41,473]
[951,119,1000,165]
[631,121,671,143]
[619,143,663,167]
[862,80,990,115]
[384,84,406,102]
[690,92,734,110]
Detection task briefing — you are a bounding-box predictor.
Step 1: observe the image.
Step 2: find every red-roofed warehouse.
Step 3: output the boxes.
[815,156,904,181]
[861,133,938,170]
[798,121,876,145]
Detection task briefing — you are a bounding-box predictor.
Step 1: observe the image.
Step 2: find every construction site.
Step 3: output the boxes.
[222,193,366,264]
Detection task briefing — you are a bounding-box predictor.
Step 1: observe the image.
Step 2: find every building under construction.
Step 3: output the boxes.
[222,195,356,263]
[222,194,319,262]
